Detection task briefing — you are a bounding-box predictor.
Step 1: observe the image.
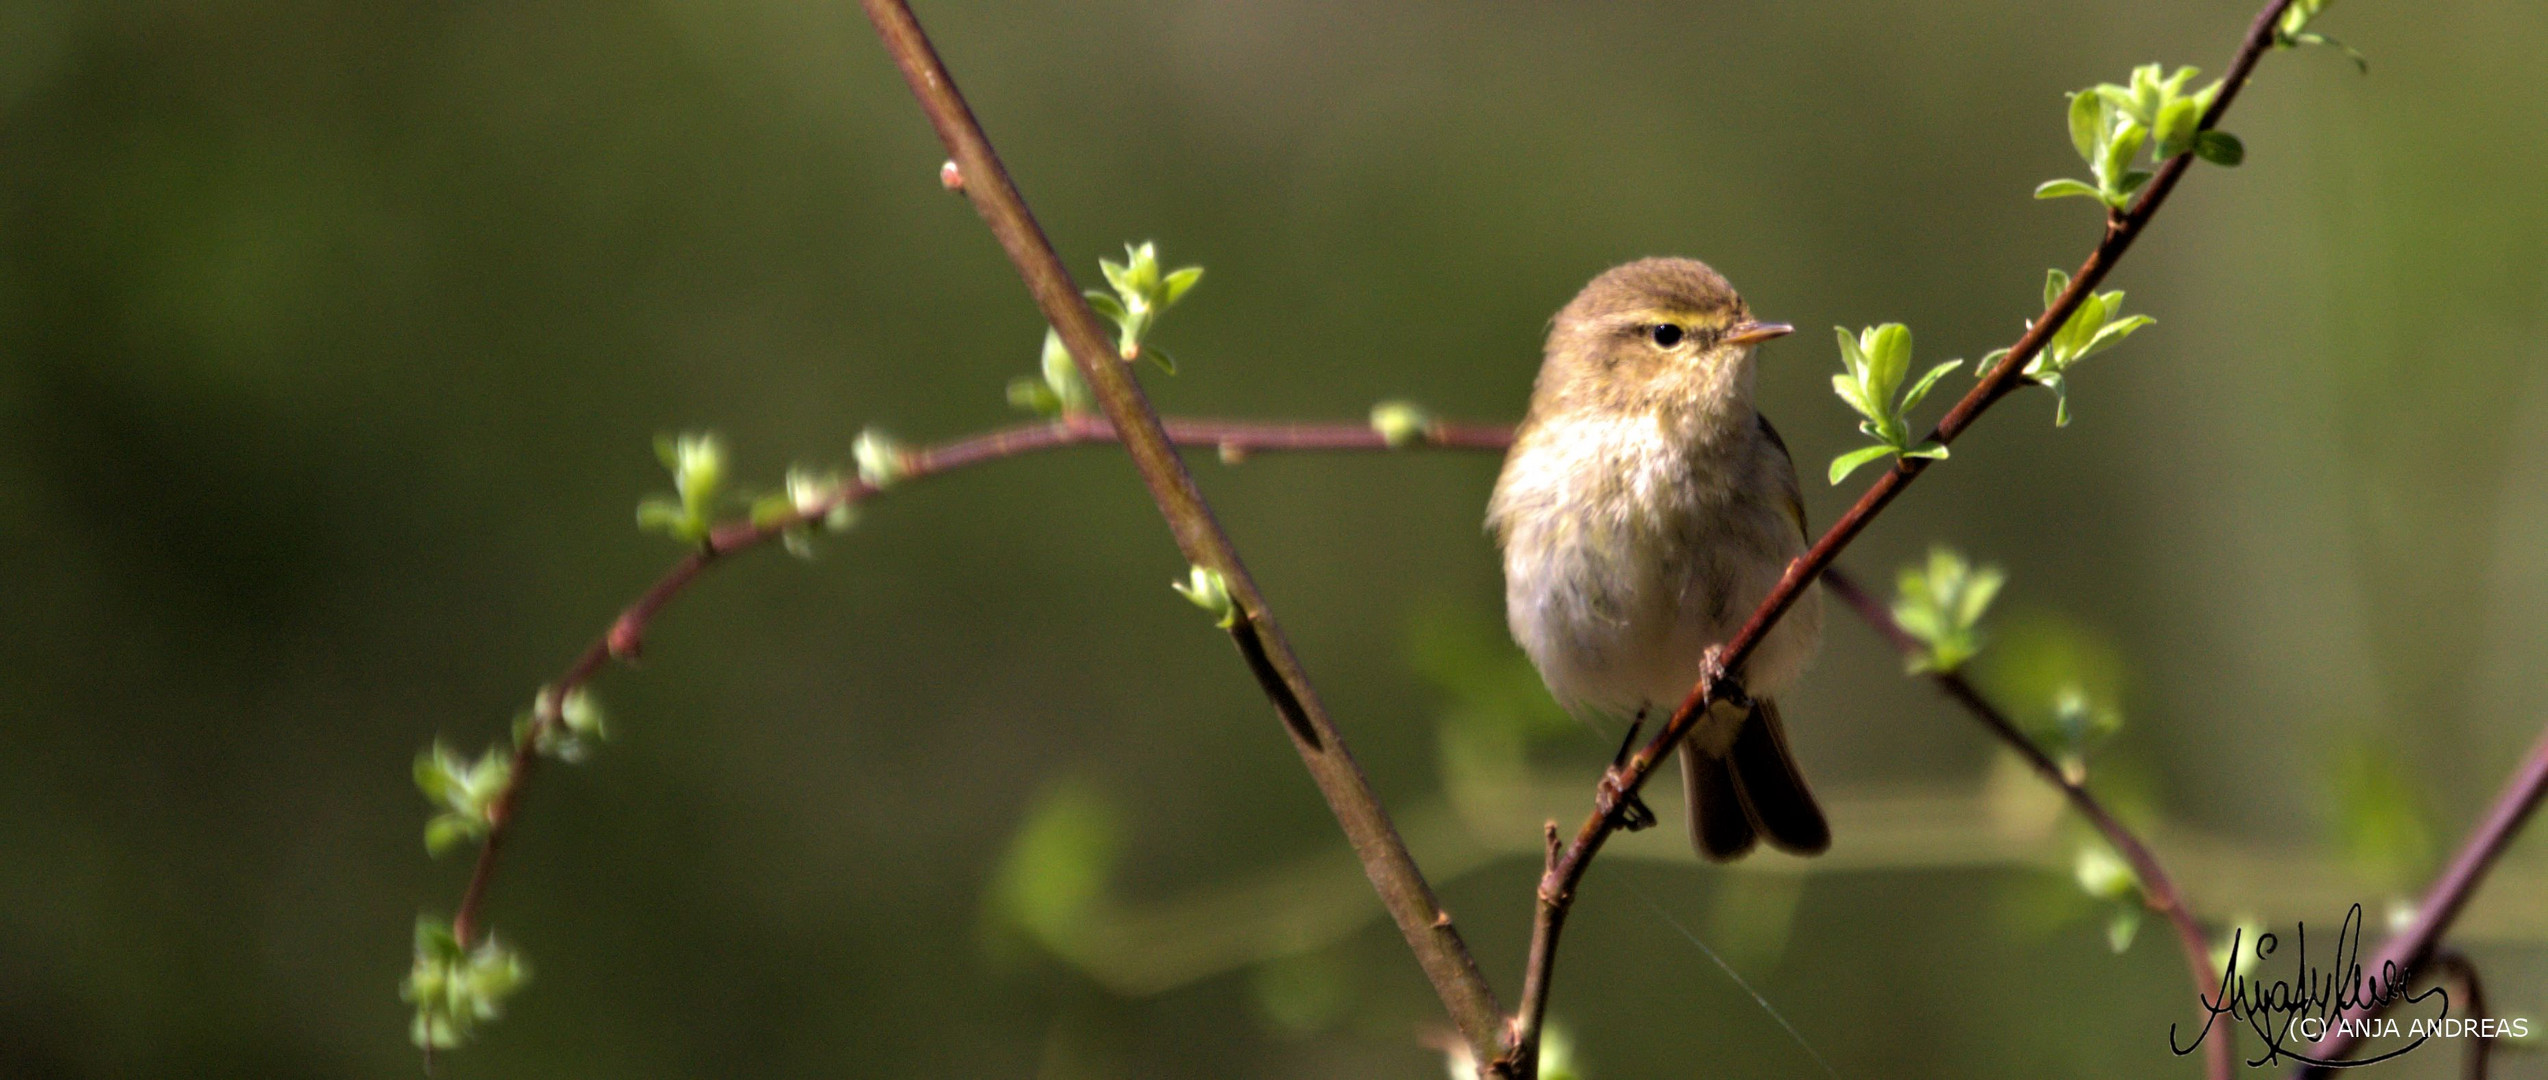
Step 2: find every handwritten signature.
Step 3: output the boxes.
[2170,903,2446,1068]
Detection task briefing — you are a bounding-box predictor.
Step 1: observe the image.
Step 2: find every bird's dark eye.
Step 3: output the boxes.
[1648,324,1685,348]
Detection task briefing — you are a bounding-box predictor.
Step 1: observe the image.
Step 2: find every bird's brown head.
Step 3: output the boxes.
[1530,257,1793,422]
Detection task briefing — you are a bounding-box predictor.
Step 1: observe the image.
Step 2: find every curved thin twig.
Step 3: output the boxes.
[442,415,1504,974]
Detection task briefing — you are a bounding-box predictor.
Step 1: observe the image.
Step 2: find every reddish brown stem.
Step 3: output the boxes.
[1501,3,2300,1074]
[856,0,1512,1058]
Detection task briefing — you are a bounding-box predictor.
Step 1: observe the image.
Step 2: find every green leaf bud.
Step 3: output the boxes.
[1171,564,1240,630]
[853,429,908,490]
[2073,842,2139,902]
[1369,400,1434,447]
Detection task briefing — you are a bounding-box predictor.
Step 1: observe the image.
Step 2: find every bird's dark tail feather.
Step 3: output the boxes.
[1682,740,1757,860]
[1683,698,1829,861]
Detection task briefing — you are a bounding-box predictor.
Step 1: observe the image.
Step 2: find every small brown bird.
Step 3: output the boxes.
[1487,258,1828,860]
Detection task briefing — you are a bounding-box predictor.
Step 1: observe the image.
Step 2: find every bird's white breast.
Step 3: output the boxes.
[1488,409,1817,745]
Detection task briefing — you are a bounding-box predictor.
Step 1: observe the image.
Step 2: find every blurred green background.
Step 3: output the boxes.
[5,0,2547,1076]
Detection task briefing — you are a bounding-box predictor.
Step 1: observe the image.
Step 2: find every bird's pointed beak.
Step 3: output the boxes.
[1724,321,1794,346]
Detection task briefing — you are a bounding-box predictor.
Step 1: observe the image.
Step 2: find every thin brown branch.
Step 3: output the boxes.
[1822,567,2232,1080]
[1504,3,2301,1073]
[2293,719,2548,1075]
[855,2,1507,1058]
[438,415,1516,1033]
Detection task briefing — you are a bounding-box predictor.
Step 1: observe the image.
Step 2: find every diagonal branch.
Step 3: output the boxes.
[856,4,1507,1058]
[1822,567,2232,1080]
[1504,2,2302,1074]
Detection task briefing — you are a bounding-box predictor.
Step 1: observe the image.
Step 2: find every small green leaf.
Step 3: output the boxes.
[665,433,724,509]
[633,496,686,536]
[2102,122,2146,179]
[414,746,455,804]
[2043,269,2071,311]
[2278,1,2366,69]
[1830,372,1876,420]
[415,916,460,960]
[2081,313,2155,359]
[2153,97,2200,157]
[1161,266,1204,307]
[748,492,794,530]
[1098,257,1135,300]
[1899,441,1950,461]
[2294,32,2370,72]
[2129,65,2164,122]
[424,815,479,857]
[1828,444,1894,485]
[1863,323,1912,400]
[2048,293,2105,363]
[637,433,728,544]
[1833,325,1868,377]
[2278,0,2323,38]
[1006,376,1060,416]
[2066,91,2102,162]
[1082,290,1127,325]
[1040,329,1093,413]
[2106,907,2144,953]
[1121,242,1160,293]
[1901,359,1964,413]
[1955,568,2004,627]
[2193,129,2244,166]
[2034,178,2103,201]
